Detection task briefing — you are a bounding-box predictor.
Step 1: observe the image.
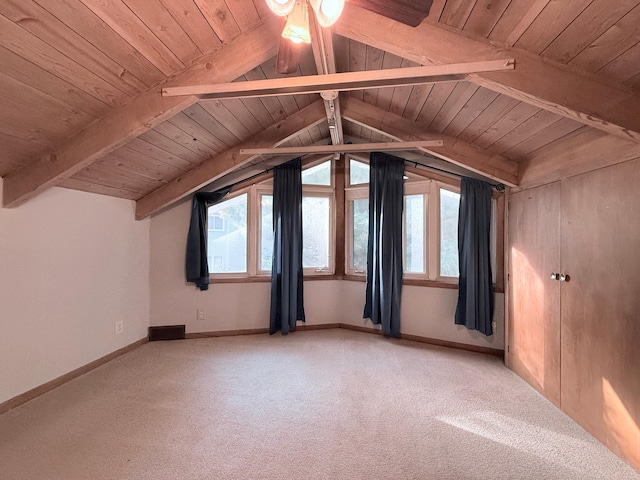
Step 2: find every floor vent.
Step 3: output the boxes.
[148,325,186,341]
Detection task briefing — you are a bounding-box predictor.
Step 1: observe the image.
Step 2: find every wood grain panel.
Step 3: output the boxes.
[0,13,128,107]
[541,0,638,65]
[121,0,202,63]
[0,0,144,96]
[457,94,519,143]
[0,133,46,176]
[138,129,209,166]
[0,45,110,118]
[35,0,165,87]
[158,0,222,53]
[488,0,551,46]
[443,87,499,138]
[193,0,241,42]
[519,128,640,188]
[463,0,512,38]
[415,82,457,128]
[599,43,640,86]
[508,182,561,406]
[183,104,239,148]
[217,98,265,135]
[362,45,384,106]
[80,0,184,75]
[514,0,591,54]
[473,102,539,149]
[123,138,197,171]
[568,5,640,74]
[503,117,583,160]
[375,52,404,112]
[490,109,561,155]
[561,159,640,470]
[440,0,477,29]
[60,177,141,199]
[428,82,479,133]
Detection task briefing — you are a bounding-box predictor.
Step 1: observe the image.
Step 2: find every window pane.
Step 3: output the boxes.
[260,195,274,271]
[405,194,425,273]
[302,196,330,269]
[349,159,369,185]
[440,189,460,277]
[207,193,247,273]
[301,161,331,185]
[351,198,368,272]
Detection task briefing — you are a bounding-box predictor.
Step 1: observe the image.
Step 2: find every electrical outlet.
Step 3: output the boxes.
[115,319,124,335]
[196,309,205,321]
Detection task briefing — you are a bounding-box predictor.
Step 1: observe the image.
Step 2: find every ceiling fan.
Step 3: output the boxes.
[267,0,435,74]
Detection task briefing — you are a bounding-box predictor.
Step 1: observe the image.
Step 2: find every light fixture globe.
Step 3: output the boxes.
[309,0,345,27]
[265,0,295,16]
[281,1,311,44]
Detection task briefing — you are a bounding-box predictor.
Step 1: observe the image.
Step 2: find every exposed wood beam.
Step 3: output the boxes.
[2,19,281,208]
[341,96,519,186]
[310,19,344,145]
[162,60,516,99]
[335,4,640,143]
[241,140,443,156]
[135,100,327,219]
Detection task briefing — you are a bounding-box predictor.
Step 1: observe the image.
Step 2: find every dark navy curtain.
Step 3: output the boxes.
[185,187,232,291]
[270,158,305,335]
[363,152,404,338]
[455,177,494,336]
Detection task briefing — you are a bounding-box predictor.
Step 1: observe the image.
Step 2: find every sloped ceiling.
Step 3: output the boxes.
[1,0,639,218]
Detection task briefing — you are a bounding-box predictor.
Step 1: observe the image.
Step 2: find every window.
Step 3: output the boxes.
[439,188,460,278]
[345,159,496,284]
[207,193,248,275]
[209,160,335,279]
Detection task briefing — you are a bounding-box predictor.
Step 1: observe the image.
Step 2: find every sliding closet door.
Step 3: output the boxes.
[561,159,640,469]
[508,183,561,406]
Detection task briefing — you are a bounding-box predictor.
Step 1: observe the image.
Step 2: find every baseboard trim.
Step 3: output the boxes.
[338,323,504,357]
[0,337,148,416]
[185,323,341,339]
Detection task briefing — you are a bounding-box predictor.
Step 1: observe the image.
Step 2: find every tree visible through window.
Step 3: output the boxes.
[440,189,460,277]
[207,193,248,274]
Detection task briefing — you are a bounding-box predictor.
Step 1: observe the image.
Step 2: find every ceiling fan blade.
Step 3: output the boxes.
[276,37,302,75]
[348,0,434,27]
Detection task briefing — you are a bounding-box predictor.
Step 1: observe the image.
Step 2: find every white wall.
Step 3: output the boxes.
[150,197,503,350]
[0,181,150,404]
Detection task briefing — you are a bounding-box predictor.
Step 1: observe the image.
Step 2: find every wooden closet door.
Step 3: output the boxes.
[508,183,562,406]
[561,159,640,470]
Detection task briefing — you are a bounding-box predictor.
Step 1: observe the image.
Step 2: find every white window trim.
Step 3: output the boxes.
[435,182,461,283]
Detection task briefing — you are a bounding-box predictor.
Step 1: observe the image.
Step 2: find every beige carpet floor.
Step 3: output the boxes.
[0,329,638,480]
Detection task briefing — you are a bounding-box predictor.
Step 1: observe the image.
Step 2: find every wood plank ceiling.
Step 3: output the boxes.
[0,0,639,216]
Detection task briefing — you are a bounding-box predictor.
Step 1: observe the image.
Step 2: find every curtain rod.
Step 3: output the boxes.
[212,158,506,194]
[407,160,506,191]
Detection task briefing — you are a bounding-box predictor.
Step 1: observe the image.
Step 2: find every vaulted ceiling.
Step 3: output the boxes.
[1,0,639,219]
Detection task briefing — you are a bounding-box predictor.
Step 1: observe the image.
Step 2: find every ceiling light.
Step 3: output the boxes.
[281,1,311,44]
[308,0,345,27]
[265,0,295,16]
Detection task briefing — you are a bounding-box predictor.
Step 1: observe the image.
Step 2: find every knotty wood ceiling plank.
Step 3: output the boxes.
[540,0,638,65]
[600,43,640,86]
[457,94,520,143]
[183,104,240,148]
[440,0,477,29]
[105,149,185,182]
[158,0,222,53]
[490,109,561,155]
[123,138,198,171]
[0,116,60,149]
[238,96,278,129]
[442,87,500,138]
[121,0,202,64]
[415,83,457,128]
[138,129,208,166]
[0,1,145,97]
[504,117,583,160]
[2,19,280,208]
[60,178,141,200]
[386,59,416,116]
[192,0,241,43]
[335,4,640,142]
[79,0,184,75]
[167,112,230,154]
[488,0,550,46]
[402,84,434,121]
[153,120,223,159]
[463,0,512,38]
[342,96,518,186]
[473,102,540,150]
[568,5,640,75]
[224,0,261,31]
[199,100,254,143]
[217,98,265,135]
[0,133,46,176]
[428,82,479,133]
[0,45,110,119]
[0,13,129,108]
[362,45,384,107]
[135,100,327,219]
[374,52,404,112]
[348,39,367,102]
[35,0,165,88]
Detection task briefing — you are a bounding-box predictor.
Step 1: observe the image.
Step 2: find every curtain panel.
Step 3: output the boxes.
[455,177,494,336]
[270,158,306,335]
[363,152,404,338]
[185,187,232,291]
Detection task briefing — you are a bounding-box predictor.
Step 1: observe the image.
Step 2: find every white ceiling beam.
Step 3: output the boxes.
[334,4,640,143]
[161,60,515,99]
